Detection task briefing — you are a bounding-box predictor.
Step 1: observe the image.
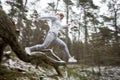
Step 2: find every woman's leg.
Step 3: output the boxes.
[30,32,56,51]
[54,38,71,59]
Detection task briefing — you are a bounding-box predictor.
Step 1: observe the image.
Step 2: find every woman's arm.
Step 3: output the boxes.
[61,24,70,29]
[39,16,57,21]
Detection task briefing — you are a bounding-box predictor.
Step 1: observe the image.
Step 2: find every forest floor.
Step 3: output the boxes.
[0,52,120,80]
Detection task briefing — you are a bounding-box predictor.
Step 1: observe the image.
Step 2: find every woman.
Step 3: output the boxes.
[25,13,77,62]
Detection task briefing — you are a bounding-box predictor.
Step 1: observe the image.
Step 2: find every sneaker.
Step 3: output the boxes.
[25,47,31,55]
[68,56,77,63]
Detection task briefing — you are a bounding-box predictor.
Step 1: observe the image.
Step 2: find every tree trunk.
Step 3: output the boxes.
[65,0,69,45]
[0,38,7,63]
[83,9,89,64]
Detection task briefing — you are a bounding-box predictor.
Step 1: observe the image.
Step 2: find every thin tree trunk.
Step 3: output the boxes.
[55,0,59,13]
[83,9,89,64]
[65,0,69,45]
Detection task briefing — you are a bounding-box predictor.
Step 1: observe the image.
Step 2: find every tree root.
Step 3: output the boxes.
[29,52,66,76]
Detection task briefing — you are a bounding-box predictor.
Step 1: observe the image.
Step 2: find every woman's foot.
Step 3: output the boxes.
[68,56,77,62]
[25,47,31,55]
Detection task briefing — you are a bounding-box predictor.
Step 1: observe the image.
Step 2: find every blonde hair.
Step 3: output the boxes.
[59,13,64,17]
[56,13,64,17]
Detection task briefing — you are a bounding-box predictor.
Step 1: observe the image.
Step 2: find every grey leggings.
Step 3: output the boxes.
[30,32,71,58]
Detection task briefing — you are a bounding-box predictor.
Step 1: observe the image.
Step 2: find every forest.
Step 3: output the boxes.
[0,0,120,80]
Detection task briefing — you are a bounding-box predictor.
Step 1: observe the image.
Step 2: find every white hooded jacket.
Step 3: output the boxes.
[39,15,68,35]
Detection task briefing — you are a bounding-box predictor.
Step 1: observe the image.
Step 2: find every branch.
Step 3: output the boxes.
[29,52,66,76]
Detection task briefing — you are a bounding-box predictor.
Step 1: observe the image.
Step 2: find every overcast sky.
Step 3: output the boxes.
[1,0,108,40]
[1,0,108,29]
[1,0,108,25]
[1,0,107,15]
[29,0,107,15]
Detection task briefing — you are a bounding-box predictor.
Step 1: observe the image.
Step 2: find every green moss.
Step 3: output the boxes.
[0,65,36,80]
[60,65,89,80]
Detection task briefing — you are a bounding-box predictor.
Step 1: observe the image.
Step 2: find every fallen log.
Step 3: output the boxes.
[0,8,65,76]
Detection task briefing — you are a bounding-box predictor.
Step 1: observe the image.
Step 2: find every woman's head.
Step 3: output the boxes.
[56,13,64,20]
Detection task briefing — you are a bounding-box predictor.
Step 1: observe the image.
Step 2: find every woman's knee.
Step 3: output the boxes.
[39,44,48,49]
[61,43,67,49]
[33,44,47,50]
